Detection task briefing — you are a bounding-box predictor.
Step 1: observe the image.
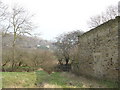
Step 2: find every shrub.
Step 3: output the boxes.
[2,47,58,72]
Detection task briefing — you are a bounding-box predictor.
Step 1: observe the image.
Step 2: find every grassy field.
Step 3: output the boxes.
[2,72,36,88]
[2,71,118,88]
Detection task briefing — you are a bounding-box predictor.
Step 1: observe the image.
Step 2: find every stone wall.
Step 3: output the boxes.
[72,16,119,81]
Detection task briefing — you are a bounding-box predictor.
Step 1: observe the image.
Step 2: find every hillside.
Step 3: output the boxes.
[2,33,54,50]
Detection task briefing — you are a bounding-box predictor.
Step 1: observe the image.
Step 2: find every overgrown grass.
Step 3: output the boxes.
[36,71,83,88]
[2,71,83,88]
[98,79,118,88]
[2,72,36,88]
[2,71,118,88]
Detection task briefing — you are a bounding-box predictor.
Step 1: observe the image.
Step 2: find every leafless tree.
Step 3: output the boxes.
[6,5,35,71]
[88,5,118,28]
[54,30,83,65]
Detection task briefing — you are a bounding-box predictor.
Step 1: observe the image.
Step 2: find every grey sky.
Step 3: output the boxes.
[2,0,119,40]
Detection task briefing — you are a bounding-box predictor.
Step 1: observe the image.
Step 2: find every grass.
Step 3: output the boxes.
[2,71,118,88]
[0,72,2,89]
[98,79,118,88]
[2,72,36,88]
[36,71,83,88]
[2,71,83,88]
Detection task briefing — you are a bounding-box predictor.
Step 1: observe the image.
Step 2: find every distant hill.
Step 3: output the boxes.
[2,33,54,50]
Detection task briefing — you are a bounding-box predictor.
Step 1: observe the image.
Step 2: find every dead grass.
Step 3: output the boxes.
[43,83,62,88]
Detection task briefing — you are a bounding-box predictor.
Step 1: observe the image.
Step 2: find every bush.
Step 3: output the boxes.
[2,47,58,72]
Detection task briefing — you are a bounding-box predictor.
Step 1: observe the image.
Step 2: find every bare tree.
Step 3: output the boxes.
[54,30,83,65]
[88,5,118,28]
[6,5,35,71]
[87,15,101,28]
[0,1,8,35]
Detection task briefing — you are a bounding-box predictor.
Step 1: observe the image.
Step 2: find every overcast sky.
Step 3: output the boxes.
[2,0,119,40]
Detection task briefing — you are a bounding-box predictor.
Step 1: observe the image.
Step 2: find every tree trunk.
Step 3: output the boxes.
[65,58,69,65]
[11,33,16,71]
[58,59,63,65]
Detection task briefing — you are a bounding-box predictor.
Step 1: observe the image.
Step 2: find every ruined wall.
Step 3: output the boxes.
[72,16,119,81]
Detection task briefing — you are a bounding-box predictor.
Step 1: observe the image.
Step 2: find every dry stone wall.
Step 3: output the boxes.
[72,16,119,81]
